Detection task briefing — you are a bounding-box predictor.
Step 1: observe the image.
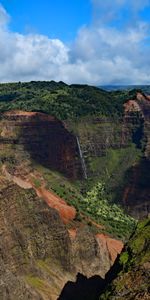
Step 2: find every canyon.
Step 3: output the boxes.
[0,82,150,299]
[0,110,123,300]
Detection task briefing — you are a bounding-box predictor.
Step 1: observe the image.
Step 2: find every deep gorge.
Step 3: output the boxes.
[0,82,150,299]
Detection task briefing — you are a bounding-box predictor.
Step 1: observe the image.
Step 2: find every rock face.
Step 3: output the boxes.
[124,92,150,159]
[0,176,123,300]
[96,234,124,266]
[122,93,150,219]
[0,110,82,179]
[122,159,150,219]
[0,177,72,300]
[100,219,150,300]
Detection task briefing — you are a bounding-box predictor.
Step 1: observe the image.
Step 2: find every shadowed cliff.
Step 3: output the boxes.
[0,110,83,179]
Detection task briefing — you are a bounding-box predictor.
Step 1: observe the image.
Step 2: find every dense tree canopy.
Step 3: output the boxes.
[0,81,138,119]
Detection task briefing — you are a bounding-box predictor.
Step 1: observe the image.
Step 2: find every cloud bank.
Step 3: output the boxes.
[0,1,150,84]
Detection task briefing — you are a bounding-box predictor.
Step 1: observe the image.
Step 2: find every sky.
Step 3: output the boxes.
[0,0,150,85]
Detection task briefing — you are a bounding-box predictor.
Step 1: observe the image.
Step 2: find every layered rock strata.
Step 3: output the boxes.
[0,110,82,179]
[0,176,123,300]
[122,93,150,218]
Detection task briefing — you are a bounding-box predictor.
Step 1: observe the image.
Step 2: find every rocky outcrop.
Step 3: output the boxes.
[99,219,150,300]
[96,234,124,266]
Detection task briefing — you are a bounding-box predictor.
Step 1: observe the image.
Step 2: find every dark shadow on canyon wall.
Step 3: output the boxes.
[119,157,150,219]
[58,273,104,300]
[20,113,83,179]
[58,255,123,300]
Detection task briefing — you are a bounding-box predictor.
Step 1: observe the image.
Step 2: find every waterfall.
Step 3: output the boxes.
[76,136,88,179]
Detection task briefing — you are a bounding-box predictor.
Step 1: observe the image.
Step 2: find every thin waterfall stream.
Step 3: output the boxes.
[76,136,88,179]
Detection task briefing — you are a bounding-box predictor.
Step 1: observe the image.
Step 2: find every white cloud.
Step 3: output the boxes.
[0,2,150,84]
[92,0,150,14]
[0,5,69,82]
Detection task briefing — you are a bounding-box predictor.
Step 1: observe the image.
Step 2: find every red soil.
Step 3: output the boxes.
[4,110,56,121]
[124,100,141,113]
[96,233,124,264]
[35,186,76,224]
[68,229,77,240]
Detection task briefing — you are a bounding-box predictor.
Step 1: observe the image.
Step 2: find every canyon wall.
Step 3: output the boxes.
[67,92,150,219]
[0,110,124,300]
[0,111,82,179]
[0,92,150,221]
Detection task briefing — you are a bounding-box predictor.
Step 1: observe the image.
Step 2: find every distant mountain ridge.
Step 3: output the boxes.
[99,85,150,93]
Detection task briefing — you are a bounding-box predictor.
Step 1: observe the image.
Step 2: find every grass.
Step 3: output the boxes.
[34,163,136,240]
[25,275,52,297]
[81,182,136,240]
[129,219,150,261]
[79,144,142,202]
[32,177,42,188]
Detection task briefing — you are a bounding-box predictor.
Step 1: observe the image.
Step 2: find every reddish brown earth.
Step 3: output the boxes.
[3,110,56,121]
[2,164,77,224]
[96,234,124,265]
[124,100,141,113]
[68,229,77,240]
[35,186,76,224]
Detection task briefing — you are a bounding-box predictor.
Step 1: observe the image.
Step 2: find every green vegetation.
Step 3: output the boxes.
[25,275,52,297]
[32,177,42,188]
[35,164,136,240]
[0,81,138,119]
[81,182,136,240]
[35,164,82,212]
[79,144,142,205]
[128,218,150,262]
[100,218,150,299]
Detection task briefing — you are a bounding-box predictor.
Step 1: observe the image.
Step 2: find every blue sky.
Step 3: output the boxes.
[0,0,150,84]
[1,0,92,41]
